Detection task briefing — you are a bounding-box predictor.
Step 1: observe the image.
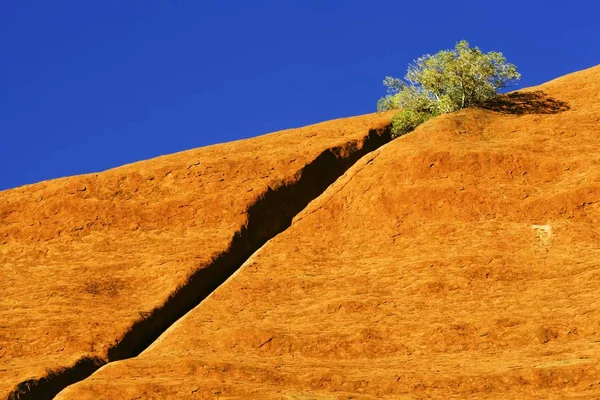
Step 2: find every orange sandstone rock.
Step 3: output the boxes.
[0,112,392,399]
[56,65,600,399]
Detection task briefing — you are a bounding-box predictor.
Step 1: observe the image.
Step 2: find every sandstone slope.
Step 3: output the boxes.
[57,65,600,399]
[0,112,392,399]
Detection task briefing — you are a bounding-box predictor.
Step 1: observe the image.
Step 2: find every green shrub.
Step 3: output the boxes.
[379,40,520,137]
[390,109,432,137]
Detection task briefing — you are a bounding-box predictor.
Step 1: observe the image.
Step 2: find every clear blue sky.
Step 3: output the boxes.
[1,1,599,190]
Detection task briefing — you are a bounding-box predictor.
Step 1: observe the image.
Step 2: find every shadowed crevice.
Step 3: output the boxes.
[479,91,570,115]
[7,125,392,400]
[7,357,105,400]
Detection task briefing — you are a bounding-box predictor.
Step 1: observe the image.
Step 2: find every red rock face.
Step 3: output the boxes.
[5,64,600,400]
[0,112,392,399]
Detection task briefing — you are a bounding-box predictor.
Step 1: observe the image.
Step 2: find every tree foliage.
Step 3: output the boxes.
[378,40,520,137]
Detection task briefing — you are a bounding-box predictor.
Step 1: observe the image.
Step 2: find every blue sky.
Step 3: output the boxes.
[1,0,599,190]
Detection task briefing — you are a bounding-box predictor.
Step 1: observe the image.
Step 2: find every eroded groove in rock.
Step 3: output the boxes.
[7,126,391,400]
[7,357,105,400]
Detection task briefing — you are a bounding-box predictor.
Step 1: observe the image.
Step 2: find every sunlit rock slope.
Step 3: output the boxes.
[56,65,600,399]
[0,112,392,399]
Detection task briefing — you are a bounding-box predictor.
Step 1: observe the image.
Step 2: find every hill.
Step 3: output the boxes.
[0,113,392,399]
[55,64,600,399]
[3,64,600,399]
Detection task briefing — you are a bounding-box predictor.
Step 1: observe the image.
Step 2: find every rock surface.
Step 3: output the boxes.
[55,64,600,399]
[0,112,392,399]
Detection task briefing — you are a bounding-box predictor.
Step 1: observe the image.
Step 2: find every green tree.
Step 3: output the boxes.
[378,40,520,137]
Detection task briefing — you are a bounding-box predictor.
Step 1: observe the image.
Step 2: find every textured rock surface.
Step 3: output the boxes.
[0,112,392,399]
[56,65,600,399]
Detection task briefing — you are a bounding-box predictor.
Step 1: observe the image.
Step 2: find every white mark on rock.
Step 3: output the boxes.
[532,224,552,244]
